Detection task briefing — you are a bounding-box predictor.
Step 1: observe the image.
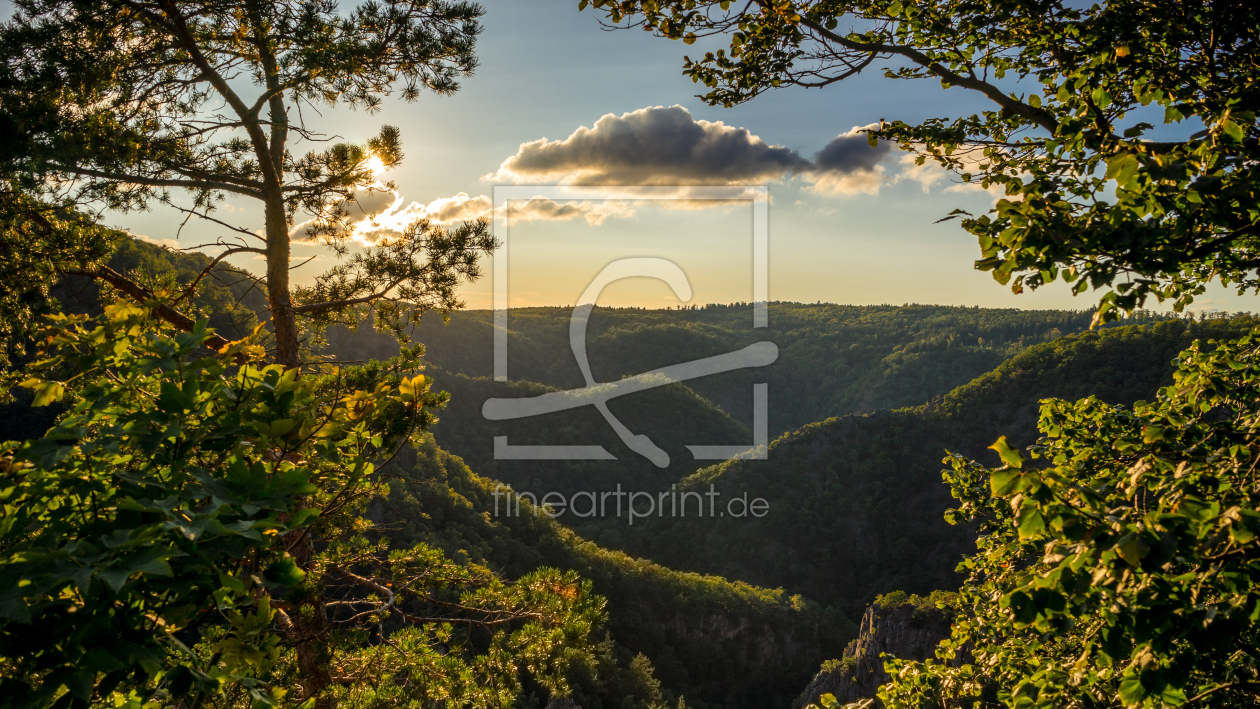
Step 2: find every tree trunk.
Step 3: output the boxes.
[285,517,334,707]
[264,198,300,368]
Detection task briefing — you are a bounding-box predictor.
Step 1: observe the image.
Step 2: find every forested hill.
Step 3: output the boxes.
[603,317,1259,615]
[411,368,752,542]
[384,303,1139,435]
[321,302,1152,549]
[377,437,850,709]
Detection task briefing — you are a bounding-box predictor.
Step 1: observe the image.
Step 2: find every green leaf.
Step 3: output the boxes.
[263,556,306,587]
[991,468,1022,496]
[0,585,32,624]
[1105,154,1140,189]
[1221,119,1244,142]
[1115,532,1147,566]
[989,436,1025,468]
[1119,673,1146,706]
[1017,507,1046,539]
[20,378,65,407]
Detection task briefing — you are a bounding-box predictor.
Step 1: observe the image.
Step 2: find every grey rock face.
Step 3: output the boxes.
[794,598,963,708]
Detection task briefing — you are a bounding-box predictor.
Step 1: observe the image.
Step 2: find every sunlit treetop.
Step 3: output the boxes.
[1,0,494,366]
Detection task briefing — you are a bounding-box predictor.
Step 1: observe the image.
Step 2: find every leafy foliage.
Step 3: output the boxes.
[0,185,121,368]
[0,306,600,708]
[0,304,326,706]
[582,0,1260,321]
[873,590,959,628]
[880,327,1260,708]
[0,235,266,444]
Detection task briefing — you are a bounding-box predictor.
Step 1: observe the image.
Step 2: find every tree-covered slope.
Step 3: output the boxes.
[604,317,1259,614]
[419,368,752,540]
[401,303,1126,435]
[378,436,852,709]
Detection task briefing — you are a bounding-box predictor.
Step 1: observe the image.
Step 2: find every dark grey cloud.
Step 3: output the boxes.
[814,127,892,173]
[486,108,896,197]
[803,124,891,195]
[487,105,813,185]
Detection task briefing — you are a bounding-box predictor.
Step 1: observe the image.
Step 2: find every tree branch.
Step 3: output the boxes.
[330,567,541,628]
[292,279,408,316]
[152,0,283,191]
[65,165,263,199]
[790,50,878,88]
[174,246,267,306]
[759,2,1060,134]
[65,265,243,360]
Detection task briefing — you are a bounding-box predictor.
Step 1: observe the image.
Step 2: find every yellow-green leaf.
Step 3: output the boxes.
[989,436,1025,468]
[21,378,65,407]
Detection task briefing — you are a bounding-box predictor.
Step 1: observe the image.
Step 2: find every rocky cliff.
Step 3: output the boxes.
[794,592,962,708]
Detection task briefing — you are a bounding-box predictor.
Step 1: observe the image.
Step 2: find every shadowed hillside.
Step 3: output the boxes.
[378,436,852,709]
[423,368,750,507]
[603,317,1259,613]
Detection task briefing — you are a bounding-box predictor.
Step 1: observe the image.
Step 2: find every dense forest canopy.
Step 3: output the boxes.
[0,1,554,706]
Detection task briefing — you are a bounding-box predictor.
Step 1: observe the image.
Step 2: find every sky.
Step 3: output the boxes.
[84,0,1260,314]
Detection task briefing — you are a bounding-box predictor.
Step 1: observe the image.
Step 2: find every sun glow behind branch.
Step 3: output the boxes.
[363,155,388,177]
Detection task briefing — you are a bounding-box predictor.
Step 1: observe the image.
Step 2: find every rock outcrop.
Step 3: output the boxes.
[794,592,963,708]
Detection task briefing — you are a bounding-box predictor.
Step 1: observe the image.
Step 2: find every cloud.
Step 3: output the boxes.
[288,185,403,243]
[508,196,635,224]
[356,192,632,241]
[485,108,903,201]
[291,188,634,246]
[418,193,491,223]
[891,151,1013,201]
[801,124,893,196]
[281,108,1009,247]
[892,153,948,194]
[134,233,180,249]
[1186,298,1224,315]
[486,105,812,186]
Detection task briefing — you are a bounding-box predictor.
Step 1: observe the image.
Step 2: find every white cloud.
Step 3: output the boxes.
[892,153,949,194]
[134,233,180,249]
[275,109,1021,248]
[355,192,634,242]
[891,151,1013,201]
[290,188,636,246]
[485,110,904,201]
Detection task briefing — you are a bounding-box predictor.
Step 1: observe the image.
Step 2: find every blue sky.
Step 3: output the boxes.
[91,0,1260,314]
